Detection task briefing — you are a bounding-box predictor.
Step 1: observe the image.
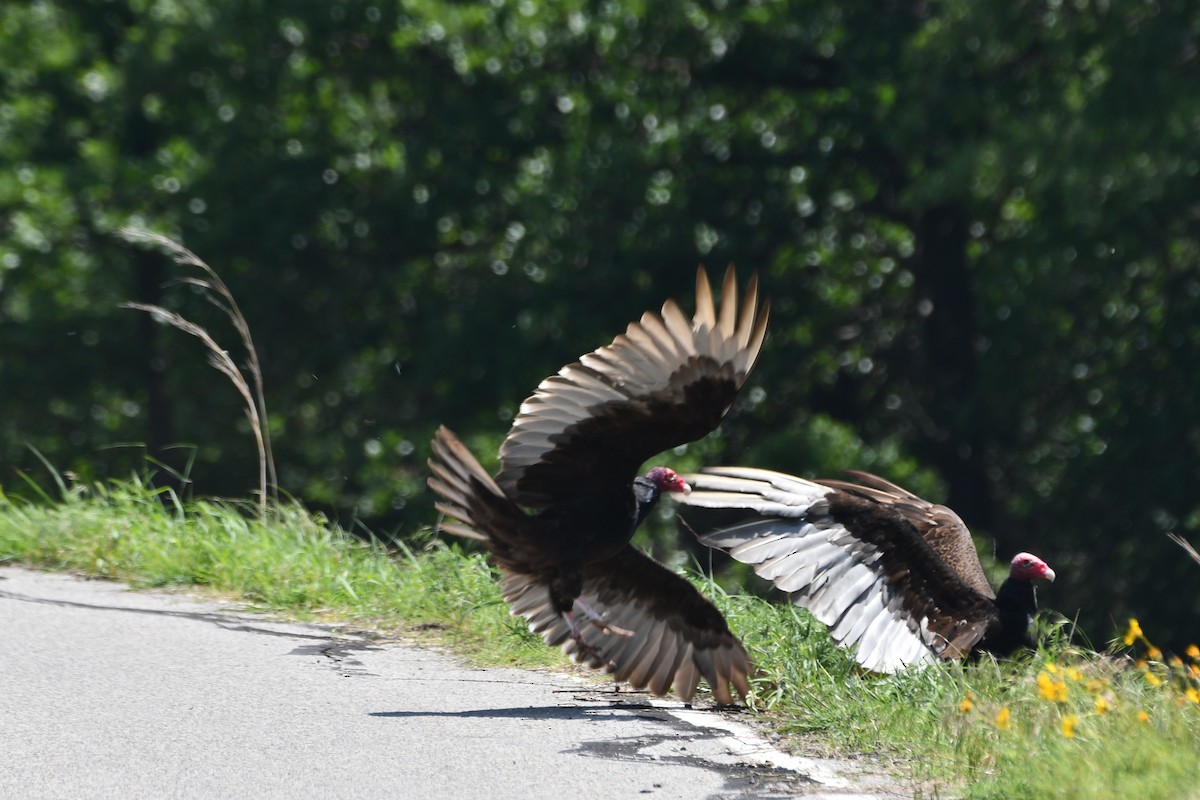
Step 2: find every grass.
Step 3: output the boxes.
[0,475,556,668]
[3,477,1199,798]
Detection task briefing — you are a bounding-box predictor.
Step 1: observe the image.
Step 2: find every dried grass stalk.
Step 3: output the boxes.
[1168,532,1200,567]
[120,227,277,511]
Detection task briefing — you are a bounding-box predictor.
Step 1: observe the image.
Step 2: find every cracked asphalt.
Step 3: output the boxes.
[0,567,908,799]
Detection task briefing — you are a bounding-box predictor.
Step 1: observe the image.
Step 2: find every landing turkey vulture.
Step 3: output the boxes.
[427,267,769,703]
[678,467,1055,672]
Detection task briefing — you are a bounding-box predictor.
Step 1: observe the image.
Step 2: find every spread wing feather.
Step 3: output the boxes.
[428,426,554,574]
[680,467,1000,671]
[817,470,994,598]
[496,267,769,508]
[498,546,751,704]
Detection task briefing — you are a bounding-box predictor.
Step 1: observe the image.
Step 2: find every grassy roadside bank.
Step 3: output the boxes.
[0,477,560,667]
[3,478,1198,798]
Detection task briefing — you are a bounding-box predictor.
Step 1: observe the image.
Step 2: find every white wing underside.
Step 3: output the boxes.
[680,466,939,672]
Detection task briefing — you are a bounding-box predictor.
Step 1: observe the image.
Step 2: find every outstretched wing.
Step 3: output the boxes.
[679,466,999,672]
[500,545,752,704]
[496,267,769,510]
[817,470,995,599]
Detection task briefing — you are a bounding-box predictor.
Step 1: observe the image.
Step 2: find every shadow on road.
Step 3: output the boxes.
[370,705,657,722]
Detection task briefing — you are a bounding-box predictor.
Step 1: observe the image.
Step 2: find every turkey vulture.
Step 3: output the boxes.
[678,467,1056,672]
[427,267,769,703]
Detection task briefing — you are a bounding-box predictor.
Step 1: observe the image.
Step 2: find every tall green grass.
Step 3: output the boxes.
[0,476,554,666]
[2,477,1198,798]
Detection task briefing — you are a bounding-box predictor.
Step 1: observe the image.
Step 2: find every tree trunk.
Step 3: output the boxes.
[913,204,997,543]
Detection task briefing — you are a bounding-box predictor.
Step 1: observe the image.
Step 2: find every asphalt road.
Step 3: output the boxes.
[0,566,908,799]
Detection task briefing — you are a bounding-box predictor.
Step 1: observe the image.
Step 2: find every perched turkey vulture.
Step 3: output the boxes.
[678,467,1056,672]
[427,267,769,703]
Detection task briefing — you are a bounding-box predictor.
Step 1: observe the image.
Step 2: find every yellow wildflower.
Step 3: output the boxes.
[1066,667,1083,682]
[959,692,975,713]
[1148,646,1163,661]
[1044,662,1060,674]
[1061,714,1079,738]
[1144,671,1162,687]
[1189,664,1200,679]
[1094,696,1112,714]
[1169,655,1184,668]
[1135,658,1148,670]
[1186,688,1200,705]
[1138,710,1151,724]
[1123,618,1143,646]
[1186,644,1200,660]
[1038,671,1069,702]
[996,707,1012,730]
[1085,678,1107,694]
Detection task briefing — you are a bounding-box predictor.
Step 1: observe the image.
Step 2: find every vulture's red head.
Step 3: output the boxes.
[1009,552,1056,583]
[645,466,691,495]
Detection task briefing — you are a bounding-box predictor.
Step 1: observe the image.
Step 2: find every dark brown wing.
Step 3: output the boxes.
[495,267,768,511]
[427,426,558,575]
[679,466,1000,671]
[817,469,995,599]
[501,545,751,704]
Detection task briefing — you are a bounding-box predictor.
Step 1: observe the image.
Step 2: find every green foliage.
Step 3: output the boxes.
[3,0,1200,647]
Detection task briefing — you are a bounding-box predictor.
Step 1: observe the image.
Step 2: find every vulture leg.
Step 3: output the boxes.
[575,598,634,638]
[560,597,636,660]
[561,611,606,662]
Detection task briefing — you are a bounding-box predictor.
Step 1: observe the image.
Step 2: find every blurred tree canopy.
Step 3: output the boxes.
[2,0,1199,644]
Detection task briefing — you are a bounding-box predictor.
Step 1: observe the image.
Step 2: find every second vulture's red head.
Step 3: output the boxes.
[645,466,692,495]
[1009,552,1056,583]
